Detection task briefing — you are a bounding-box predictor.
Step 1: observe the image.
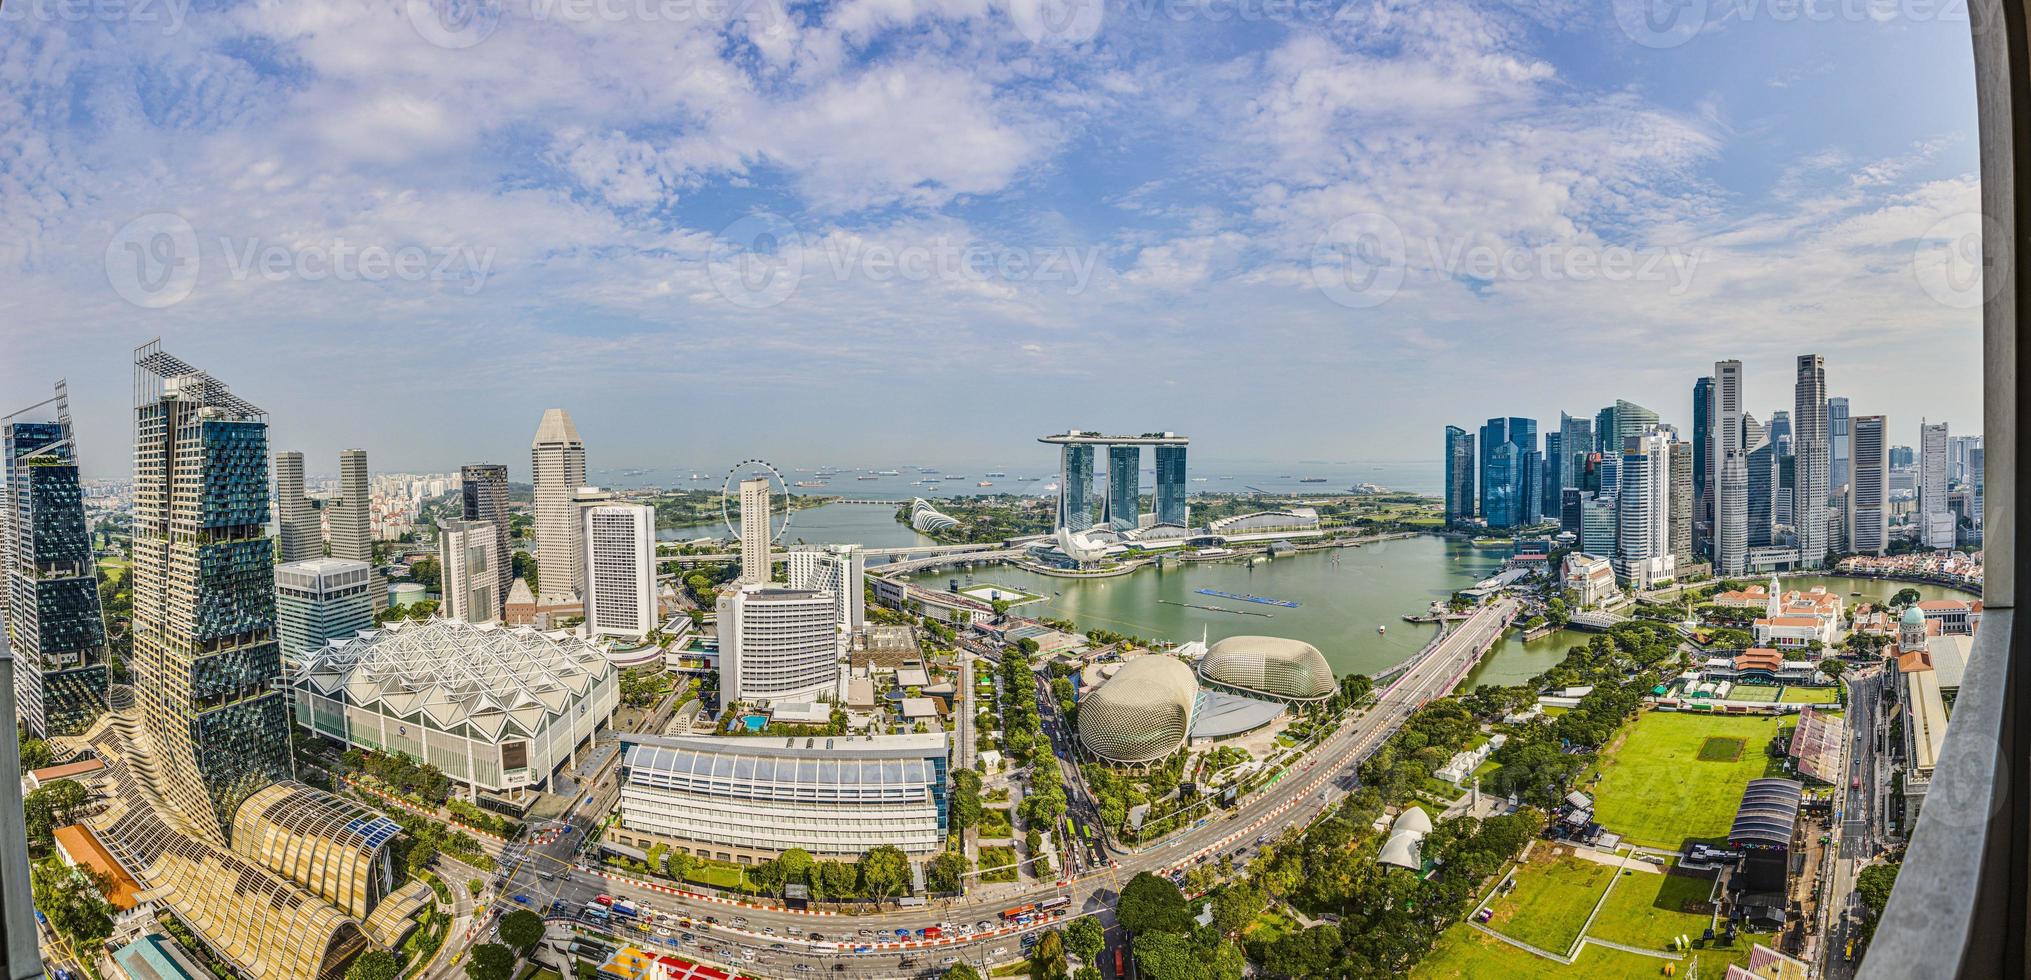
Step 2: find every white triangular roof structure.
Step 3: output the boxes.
[293,618,614,738]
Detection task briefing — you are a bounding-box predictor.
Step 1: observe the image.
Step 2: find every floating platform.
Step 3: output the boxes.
[1195,588,1300,608]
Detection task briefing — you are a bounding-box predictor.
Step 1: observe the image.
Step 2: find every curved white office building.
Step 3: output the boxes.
[1197,636,1336,702]
[1078,655,1197,766]
[612,732,950,862]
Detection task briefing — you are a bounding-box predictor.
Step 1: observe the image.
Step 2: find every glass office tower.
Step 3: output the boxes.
[3,382,111,737]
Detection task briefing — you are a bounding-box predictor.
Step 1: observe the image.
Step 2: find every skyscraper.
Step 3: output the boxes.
[439,518,505,624]
[1542,433,1562,517]
[583,501,656,640]
[274,450,320,563]
[531,409,588,603]
[1919,420,1954,549]
[1767,410,1793,457]
[1668,440,1694,566]
[717,585,841,704]
[1607,400,1659,447]
[1692,375,1713,553]
[1522,449,1544,526]
[738,476,772,585]
[1717,450,1748,577]
[1580,494,1618,557]
[1479,417,1536,530]
[132,343,294,840]
[1795,356,1831,567]
[1827,396,1852,495]
[1614,431,1674,588]
[275,558,375,670]
[459,463,513,602]
[787,544,866,637]
[1850,414,1889,556]
[0,623,44,980]
[3,381,111,737]
[1745,418,1777,549]
[1970,444,1986,529]
[1153,445,1188,526]
[1558,413,1593,490]
[331,449,386,612]
[1059,443,1094,531]
[1105,444,1140,530]
[1444,426,1475,525]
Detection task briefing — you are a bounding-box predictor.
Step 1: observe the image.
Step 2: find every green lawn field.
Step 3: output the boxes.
[1779,685,1842,704]
[1726,685,1780,702]
[1482,849,1615,955]
[1415,923,1670,979]
[1589,711,1788,849]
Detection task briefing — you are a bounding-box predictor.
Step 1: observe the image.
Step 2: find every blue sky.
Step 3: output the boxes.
[0,0,1984,481]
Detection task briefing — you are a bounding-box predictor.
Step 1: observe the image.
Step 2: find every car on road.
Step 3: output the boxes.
[512,894,530,904]
[809,931,825,941]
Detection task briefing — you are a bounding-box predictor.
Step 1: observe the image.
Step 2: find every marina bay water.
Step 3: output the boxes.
[664,501,1983,690]
[899,533,1510,679]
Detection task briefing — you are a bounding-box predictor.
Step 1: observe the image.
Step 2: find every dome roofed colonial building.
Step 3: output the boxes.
[1197,635,1336,702]
[1077,655,1197,766]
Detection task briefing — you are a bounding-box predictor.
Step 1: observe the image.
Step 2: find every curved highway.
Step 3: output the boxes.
[454,600,1516,979]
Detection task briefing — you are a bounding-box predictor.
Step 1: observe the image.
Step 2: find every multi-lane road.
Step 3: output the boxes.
[453,599,1516,979]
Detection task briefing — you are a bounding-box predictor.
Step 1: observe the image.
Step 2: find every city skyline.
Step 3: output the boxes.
[0,1,1983,477]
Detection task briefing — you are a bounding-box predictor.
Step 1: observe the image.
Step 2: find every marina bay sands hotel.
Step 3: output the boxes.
[1039,430,1189,532]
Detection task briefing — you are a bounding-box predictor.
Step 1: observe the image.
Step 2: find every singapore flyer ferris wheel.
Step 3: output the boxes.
[720,458,794,544]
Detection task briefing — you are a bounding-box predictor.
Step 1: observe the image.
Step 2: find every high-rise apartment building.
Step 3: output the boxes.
[531,409,587,604]
[738,477,773,586]
[1827,395,1851,495]
[717,584,841,704]
[1919,420,1955,549]
[583,501,656,641]
[459,463,513,602]
[1794,356,1831,567]
[1850,414,1889,556]
[274,451,320,563]
[439,518,504,624]
[330,449,386,612]
[1105,444,1140,530]
[132,344,294,840]
[275,558,375,671]
[3,381,111,736]
[1614,431,1674,588]
[787,544,866,637]
[1444,426,1475,525]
